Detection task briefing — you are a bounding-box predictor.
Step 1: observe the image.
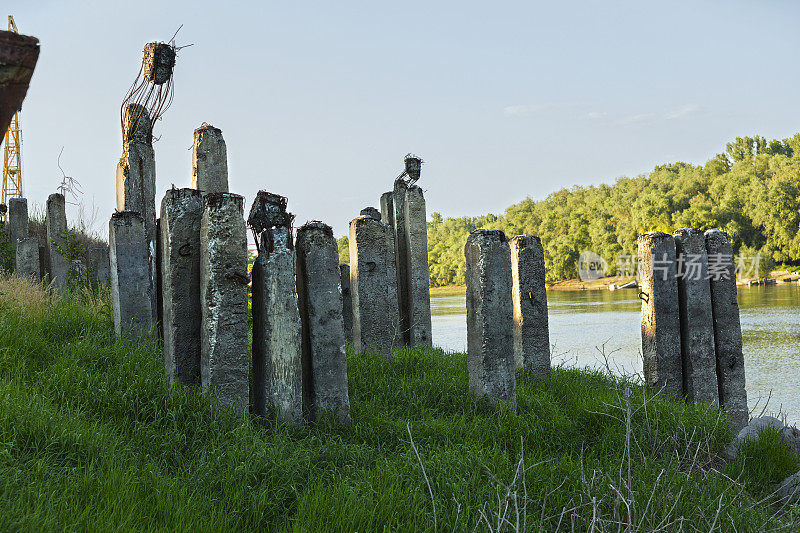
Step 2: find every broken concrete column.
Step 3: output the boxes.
[705,229,748,430]
[192,125,229,194]
[160,188,203,386]
[155,217,163,340]
[117,104,157,322]
[87,247,110,287]
[15,237,39,280]
[251,226,302,421]
[7,197,28,244]
[380,191,395,227]
[46,193,70,290]
[392,181,432,346]
[349,214,399,357]
[340,264,353,343]
[109,211,154,336]
[117,104,157,249]
[465,229,516,408]
[200,193,249,415]
[509,235,550,380]
[248,191,302,422]
[638,232,683,398]
[673,228,719,404]
[296,221,350,423]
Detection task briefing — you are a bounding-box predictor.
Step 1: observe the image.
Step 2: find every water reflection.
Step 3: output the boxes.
[431,283,800,423]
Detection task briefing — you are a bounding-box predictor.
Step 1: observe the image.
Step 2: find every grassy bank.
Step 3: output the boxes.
[0,276,796,530]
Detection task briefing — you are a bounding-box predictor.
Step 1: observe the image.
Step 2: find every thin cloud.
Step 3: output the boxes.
[586,111,608,119]
[617,104,699,125]
[503,102,585,115]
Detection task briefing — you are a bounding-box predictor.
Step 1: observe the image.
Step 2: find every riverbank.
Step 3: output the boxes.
[430,270,800,295]
[430,277,638,296]
[0,275,797,530]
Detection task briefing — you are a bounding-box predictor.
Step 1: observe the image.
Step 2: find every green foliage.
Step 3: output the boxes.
[51,229,90,289]
[0,277,791,530]
[337,235,349,265]
[0,227,14,273]
[725,428,799,494]
[426,134,800,285]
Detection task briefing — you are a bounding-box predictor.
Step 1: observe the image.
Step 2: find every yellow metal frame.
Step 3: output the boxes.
[2,15,23,221]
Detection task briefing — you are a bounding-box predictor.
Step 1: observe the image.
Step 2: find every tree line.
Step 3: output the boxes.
[339,134,800,286]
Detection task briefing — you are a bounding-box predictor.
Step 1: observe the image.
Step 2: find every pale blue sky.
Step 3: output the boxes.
[7,0,800,238]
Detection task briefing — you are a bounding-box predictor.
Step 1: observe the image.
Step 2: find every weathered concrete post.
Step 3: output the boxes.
[160,188,203,385]
[392,181,432,346]
[117,104,157,250]
[192,124,229,194]
[248,191,302,422]
[379,192,394,228]
[46,193,70,289]
[109,211,154,336]
[638,232,683,398]
[705,229,748,429]
[673,228,719,404]
[7,197,28,244]
[200,193,249,415]
[117,104,157,322]
[349,211,399,357]
[465,229,516,408]
[87,247,110,287]
[509,235,550,379]
[340,264,353,343]
[296,221,350,423]
[15,237,39,280]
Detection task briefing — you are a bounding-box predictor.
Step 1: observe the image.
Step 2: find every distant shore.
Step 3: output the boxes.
[429,271,800,296]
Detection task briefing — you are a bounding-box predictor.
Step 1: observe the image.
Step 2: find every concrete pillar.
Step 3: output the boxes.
[252,226,303,421]
[392,182,432,346]
[87,247,110,287]
[705,229,748,430]
[638,232,683,398]
[117,104,157,322]
[673,228,719,404]
[117,104,157,249]
[155,217,164,340]
[7,197,28,244]
[46,193,70,290]
[348,215,400,357]
[15,237,39,280]
[200,193,249,415]
[379,191,394,227]
[192,124,229,194]
[340,264,353,343]
[109,211,154,337]
[509,235,550,379]
[296,221,350,423]
[247,190,302,422]
[465,229,516,408]
[160,188,203,385]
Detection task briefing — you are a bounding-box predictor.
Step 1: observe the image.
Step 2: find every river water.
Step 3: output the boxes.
[431,283,800,424]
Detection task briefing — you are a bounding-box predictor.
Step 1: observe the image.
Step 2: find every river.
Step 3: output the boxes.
[431,283,800,424]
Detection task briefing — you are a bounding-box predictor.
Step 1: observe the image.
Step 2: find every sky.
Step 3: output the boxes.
[6,0,800,239]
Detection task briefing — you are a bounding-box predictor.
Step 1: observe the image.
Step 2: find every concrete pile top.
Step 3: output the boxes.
[122,103,153,145]
[299,221,334,237]
[143,42,176,85]
[359,207,381,221]
[204,192,244,211]
[248,191,294,233]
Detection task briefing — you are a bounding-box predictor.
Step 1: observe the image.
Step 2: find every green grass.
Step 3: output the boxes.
[0,276,796,531]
